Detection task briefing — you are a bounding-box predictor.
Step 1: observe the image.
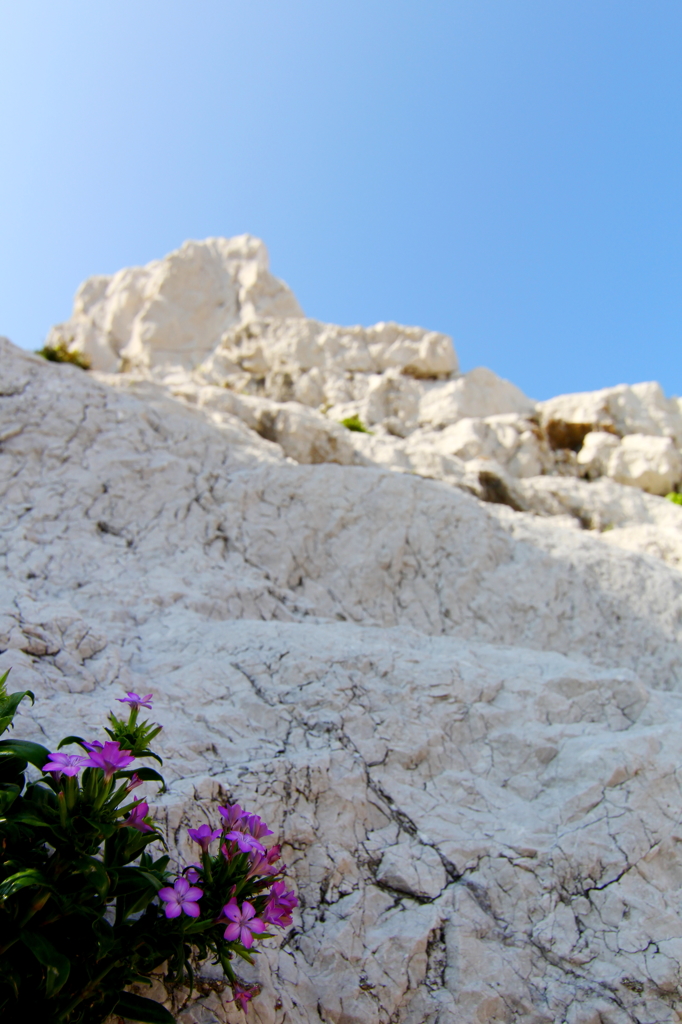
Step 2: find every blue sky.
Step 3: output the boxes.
[0,1,680,400]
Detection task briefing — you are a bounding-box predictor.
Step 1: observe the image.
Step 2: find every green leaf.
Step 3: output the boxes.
[11,811,53,827]
[137,748,163,766]
[25,782,58,810]
[0,690,35,736]
[0,739,50,770]
[83,816,117,838]
[232,943,256,965]
[0,868,50,899]
[0,669,9,700]
[57,734,88,750]
[21,929,71,997]
[118,887,159,922]
[0,752,27,783]
[119,767,166,789]
[114,991,175,1023]
[0,784,20,816]
[92,916,117,959]
[183,918,214,935]
[72,857,110,897]
[111,867,161,898]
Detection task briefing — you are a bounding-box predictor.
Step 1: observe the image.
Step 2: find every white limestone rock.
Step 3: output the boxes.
[47,236,303,372]
[538,380,682,449]
[504,476,682,569]
[253,402,360,466]
[203,317,457,391]
[574,430,682,496]
[576,429,621,479]
[418,366,534,428]
[321,373,424,441]
[427,413,551,478]
[3,337,682,1022]
[12,231,682,1020]
[375,839,448,901]
[601,522,682,571]
[48,234,682,515]
[607,433,682,496]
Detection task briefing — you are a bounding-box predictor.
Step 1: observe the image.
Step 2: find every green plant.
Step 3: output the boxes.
[665,492,682,506]
[0,676,296,1023]
[339,414,372,434]
[36,342,91,370]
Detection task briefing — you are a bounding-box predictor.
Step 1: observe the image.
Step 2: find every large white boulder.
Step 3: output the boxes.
[576,429,621,478]
[428,414,550,478]
[418,366,534,428]
[47,236,303,372]
[538,381,682,449]
[607,433,682,495]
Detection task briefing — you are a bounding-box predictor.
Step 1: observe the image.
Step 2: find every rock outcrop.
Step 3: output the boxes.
[47,236,303,373]
[48,236,682,571]
[3,236,682,1023]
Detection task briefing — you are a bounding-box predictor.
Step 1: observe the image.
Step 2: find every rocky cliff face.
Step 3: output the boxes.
[3,237,682,1023]
[48,234,682,570]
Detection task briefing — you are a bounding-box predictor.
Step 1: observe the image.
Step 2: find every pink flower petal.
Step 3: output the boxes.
[223,922,240,942]
[182,901,201,918]
[240,901,256,922]
[222,899,241,922]
[164,902,182,919]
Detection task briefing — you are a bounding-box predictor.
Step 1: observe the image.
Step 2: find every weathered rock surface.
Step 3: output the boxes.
[47,236,303,373]
[3,236,682,1022]
[49,237,682,569]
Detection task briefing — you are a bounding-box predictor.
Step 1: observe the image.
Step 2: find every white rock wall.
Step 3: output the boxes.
[3,336,682,1022]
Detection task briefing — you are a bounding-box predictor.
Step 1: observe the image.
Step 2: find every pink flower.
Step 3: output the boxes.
[116,691,153,710]
[263,881,297,927]
[243,813,274,841]
[229,981,259,1012]
[158,876,203,919]
[218,803,247,830]
[220,898,265,949]
[185,863,202,884]
[246,844,282,879]
[188,823,222,852]
[265,843,281,866]
[126,773,143,792]
[42,752,89,778]
[222,831,266,856]
[83,741,135,781]
[122,800,154,833]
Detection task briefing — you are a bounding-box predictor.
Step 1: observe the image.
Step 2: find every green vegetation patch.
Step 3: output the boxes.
[339,414,372,434]
[37,341,91,370]
[665,492,682,506]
